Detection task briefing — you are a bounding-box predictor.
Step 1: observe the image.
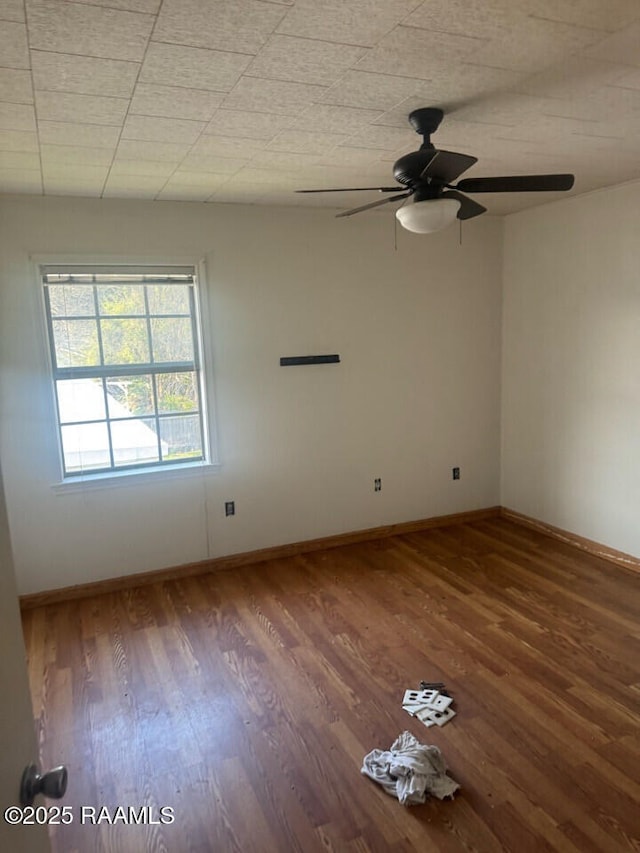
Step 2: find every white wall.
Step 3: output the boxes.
[501,181,640,558]
[0,195,503,594]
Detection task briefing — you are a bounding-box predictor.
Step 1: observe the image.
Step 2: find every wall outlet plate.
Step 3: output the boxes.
[423,693,453,713]
[402,688,438,706]
[423,707,456,727]
[415,708,438,726]
[403,704,430,717]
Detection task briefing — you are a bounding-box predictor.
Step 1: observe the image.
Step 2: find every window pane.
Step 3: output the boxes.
[57,378,106,423]
[98,284,145,316]
[111,418,160,467]
[52,319,100,367]
[48,284,95,317]
[159,415,202,461]
[101,318,150,365]
[151,318,193,362]
[147,284,190,315]
[156,372,198,413]
[44,265,207,478]
[61,422,110,473]
[106,375,154,418]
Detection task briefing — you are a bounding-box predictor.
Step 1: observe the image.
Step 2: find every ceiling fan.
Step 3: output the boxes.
[297,108,574,233]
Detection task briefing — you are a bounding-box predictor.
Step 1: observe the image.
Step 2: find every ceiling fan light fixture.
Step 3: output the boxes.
[395,197,460,233]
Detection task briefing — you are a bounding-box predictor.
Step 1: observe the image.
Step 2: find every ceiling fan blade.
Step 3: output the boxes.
[455,174,574,193]
[336,192,412,218]
[296,186,401,193]
[442,190,487,220]
[420,149,478,183]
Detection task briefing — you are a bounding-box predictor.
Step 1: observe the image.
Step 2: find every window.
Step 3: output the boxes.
[41,264,209,478]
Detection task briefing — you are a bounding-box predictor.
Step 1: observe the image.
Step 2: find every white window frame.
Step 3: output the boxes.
[34,255,219,490]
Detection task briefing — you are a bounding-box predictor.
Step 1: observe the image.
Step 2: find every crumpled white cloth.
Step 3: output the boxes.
[361,731,460,805]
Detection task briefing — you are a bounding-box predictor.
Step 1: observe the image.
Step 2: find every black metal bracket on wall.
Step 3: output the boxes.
[279,354,340,366]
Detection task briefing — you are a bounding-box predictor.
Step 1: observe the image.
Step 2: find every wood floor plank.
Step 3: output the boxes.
[22,518,640,852]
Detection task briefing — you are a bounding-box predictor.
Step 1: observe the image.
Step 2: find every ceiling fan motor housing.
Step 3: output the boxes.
[393,151,439,187]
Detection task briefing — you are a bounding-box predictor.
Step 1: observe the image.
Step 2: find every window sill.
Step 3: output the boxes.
[52,460,221,494]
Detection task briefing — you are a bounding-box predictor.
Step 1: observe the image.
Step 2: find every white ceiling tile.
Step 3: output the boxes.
[222,76,327,115]
[319,71,428,110]
[582,20,640,66]
[42,173,107,195]
[317,145,388,166]
[514,56,632,99]
[355,26,486,79]
[499,114,604,143]
[417,63,528,103]
[154,0,286,54]
[267,129,346,154]
[140,42,251,93]
[451,92,562,126]
[102,174,168,196]
[471,17,605,73]
[612,66,640,91]
[245,35,366,86]
[164,170,227,188]
[538,86,640,123]
[0,129,38,151]
[2,0,639,210]
[157,185,214,201]
[40,144,115,165]
[293,104,384,133]
[180,153,248,174]
[190,134,263,158]
[103,173,168,191]
[0,150,40,168]
[31,51,140,98]
[251,150,321,169]
[74,0,161,12]
[122,115,206,144]
[105,172,167,195]
[342,124,419,151]
[276,0,422,47]
[110,159,177,177]
[293,168,391,192]
[38,121,121,148]
[42,162,109,183]
[403,0,522,40]
[115,138,192,161]
[205,109,293,139]
[35,91,129,126]
[0,20,29,68]
[0,167,41,192]
[0,102,36,131]
[207,188,263,204]
[0,68,31,104]
[26,1,155,62]
[0,1,25,22]
[130,84,225,121]
[511,0,640,32]
[215,165,290,185]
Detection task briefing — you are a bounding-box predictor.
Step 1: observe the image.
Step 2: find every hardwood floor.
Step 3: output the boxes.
[21,517,640,853]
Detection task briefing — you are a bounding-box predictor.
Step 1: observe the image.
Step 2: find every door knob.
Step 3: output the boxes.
[20,763,68,806]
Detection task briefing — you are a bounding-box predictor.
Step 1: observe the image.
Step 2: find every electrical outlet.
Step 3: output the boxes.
[225,501,235,516]
[452,467,460,480]
[374,478,382,492]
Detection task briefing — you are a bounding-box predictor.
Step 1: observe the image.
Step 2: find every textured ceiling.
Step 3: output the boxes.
[2,0,640,216]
